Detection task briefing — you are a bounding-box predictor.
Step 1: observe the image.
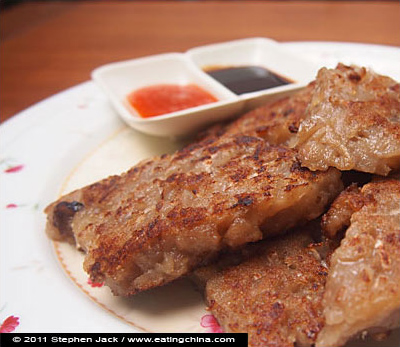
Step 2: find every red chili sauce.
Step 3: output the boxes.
[127,84,218,118]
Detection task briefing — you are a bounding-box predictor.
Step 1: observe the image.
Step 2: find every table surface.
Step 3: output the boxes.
[1,1,399,122]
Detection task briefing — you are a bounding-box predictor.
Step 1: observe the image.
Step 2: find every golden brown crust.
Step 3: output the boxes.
[45,134,342,296]
[292,64,400,175]
[321,183,372,239]
[199,224,330,347]
[198,83,315,145]
[317,179,400,347]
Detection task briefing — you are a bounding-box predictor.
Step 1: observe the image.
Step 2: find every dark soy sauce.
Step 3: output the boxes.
[205,65,292,95]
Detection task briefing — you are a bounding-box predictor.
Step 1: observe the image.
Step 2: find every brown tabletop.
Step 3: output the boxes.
[1,1,399,122]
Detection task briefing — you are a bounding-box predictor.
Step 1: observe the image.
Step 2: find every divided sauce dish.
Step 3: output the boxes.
[92,38,319,137]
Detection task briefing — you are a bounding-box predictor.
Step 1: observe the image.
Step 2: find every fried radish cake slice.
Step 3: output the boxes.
[316,179,400,347]
[194,223,331,347]
[197,82,314,145]
[45,135,342,296]
[291,64,400,175]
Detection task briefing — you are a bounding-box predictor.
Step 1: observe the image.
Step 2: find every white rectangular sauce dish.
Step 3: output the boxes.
[92,38,319,137]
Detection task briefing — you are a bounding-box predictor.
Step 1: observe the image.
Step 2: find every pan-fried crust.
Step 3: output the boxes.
[291,64,400,176]
[45,135,342,296]
[321,183,371,239]
[317,179,400,347]
[195,224,331,347]
[198,83,314,145]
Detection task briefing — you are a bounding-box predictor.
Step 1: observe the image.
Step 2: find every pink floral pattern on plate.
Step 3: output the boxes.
[4,164,24,174]
[0,316,20,333]
[200,314,223,333]
[87,278,104,288]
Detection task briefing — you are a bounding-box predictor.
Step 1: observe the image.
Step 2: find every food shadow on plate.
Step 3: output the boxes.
[113,278,204,317]
[344,329,400,347]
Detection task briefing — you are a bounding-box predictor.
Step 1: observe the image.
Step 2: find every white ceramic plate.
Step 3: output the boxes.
[1,41,400,346]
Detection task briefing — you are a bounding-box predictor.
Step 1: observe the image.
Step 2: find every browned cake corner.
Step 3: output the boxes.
[199,82,315,146]
[224,83,315,145]
[317,179,400,347]
[45,134,342,296]
[194,222,332,347]
[291,64,400,176]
